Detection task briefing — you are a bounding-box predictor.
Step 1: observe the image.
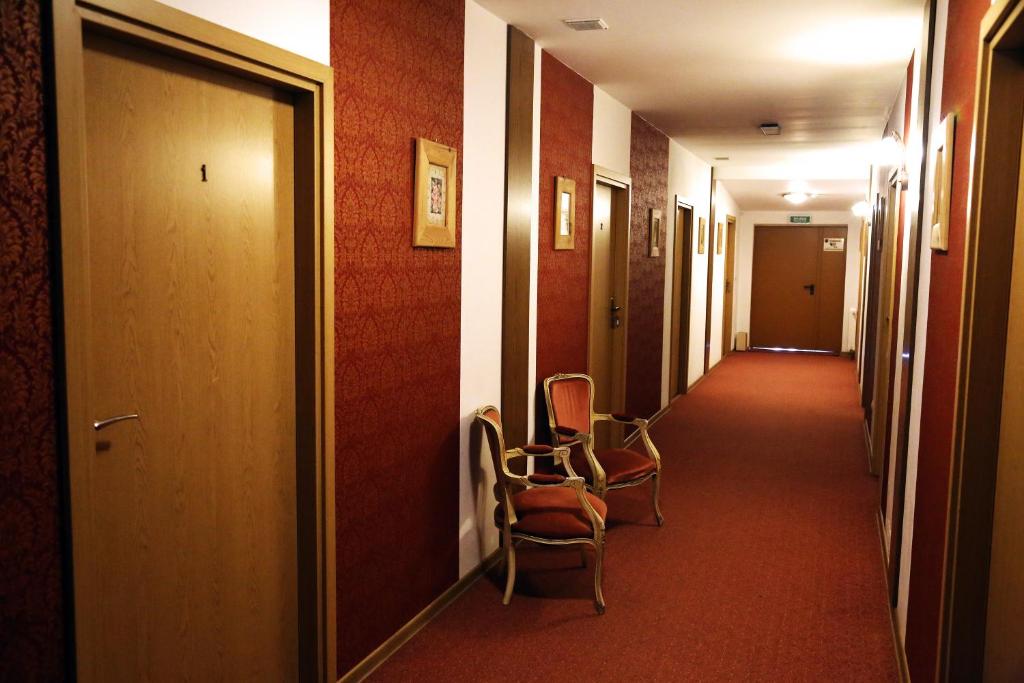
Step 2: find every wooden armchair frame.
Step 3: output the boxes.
[542,372,664,525]
[475,406,607,613]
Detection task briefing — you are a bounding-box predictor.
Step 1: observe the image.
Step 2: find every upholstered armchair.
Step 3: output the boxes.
[542,373,664,525]
[475,406,608,614]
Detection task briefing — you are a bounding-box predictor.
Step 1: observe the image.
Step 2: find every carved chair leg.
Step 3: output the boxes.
[652,473,664,526]
[503,530,517,605]
[593,537,606,614]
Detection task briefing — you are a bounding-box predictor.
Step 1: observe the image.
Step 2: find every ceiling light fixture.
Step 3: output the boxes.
[852,200,871,218]
[783,192,812,205]
[563,18,608,31]
[760,123,782,136]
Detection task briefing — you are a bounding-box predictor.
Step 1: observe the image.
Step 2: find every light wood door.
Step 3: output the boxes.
[74,32,298,681]
[870,182,901,475]
[750,226,847,352]
[669,203,693,396]
[984,124,1024,681]
[722,217,737,356]
[590,183,615,411]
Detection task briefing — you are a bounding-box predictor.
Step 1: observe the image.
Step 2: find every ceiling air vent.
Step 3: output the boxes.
[760,122,782,136]
[564,18,609,31]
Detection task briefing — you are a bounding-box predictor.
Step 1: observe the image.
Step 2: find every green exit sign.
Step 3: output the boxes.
[790,215,812,224]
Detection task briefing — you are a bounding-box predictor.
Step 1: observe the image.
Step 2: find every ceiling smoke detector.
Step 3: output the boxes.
[760,123,782,136]
[564,18,609,31]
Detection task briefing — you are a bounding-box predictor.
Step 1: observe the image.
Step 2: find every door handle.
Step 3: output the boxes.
[93,413,139,431]
[609,297,621,313]
[802,284,816,296]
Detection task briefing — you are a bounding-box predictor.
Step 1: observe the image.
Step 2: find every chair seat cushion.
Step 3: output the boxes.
[570,448,657,485]
[495,487,607,539]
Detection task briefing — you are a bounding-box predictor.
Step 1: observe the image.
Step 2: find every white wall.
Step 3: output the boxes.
[736,211,862,353]
[457,0,507,577]
[897,0,948,639]
[157,0,329,64]
[662,141,713,399]
[592,86,632,175]
[709,184,741,368]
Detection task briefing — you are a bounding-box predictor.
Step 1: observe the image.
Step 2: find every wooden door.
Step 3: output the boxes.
[750,225,847,352]
[73,31,298,681]
[870,181,902,475]
[861,194,886,423]
[984,123,1024,681]
[589,179,629,447]
[590,183,615,412]
[722,216,737,355]
[669,203,693,396]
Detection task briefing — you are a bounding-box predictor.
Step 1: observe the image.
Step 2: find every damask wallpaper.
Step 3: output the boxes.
[626,114,669,420]
[331,0,464,674]
[536,51,594,428]
[0,2,66,680]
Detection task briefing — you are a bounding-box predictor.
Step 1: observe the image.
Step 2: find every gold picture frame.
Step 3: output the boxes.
[649,208,664,257]
[554,176,576,250]
[414,138,457,248]
[930,115,956,251]
[698,217,707,255]
[716,222,724,254]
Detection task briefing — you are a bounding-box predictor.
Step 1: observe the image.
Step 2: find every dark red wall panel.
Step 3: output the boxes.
[905,0,990,679]
[536,51,593,397]
[330,0,463,674]
[0,2,66,680]
[626,114,668,419]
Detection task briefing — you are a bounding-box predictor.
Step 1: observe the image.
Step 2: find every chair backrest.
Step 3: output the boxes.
[543,373,595,443]
[475,406,508,499]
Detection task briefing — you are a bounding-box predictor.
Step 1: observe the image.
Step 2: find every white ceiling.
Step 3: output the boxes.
[720,178,868,212]
[476,0,921,209]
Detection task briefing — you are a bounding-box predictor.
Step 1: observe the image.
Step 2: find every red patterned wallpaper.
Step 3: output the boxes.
[626,114,669,420]
[0,2,66,680]
[905,0,990,679]
[536,51,593,421]
[331,0,463,675]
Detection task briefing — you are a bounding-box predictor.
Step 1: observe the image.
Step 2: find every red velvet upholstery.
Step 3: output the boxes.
[548,378,591,436]
[523,444,554,455]
[554,425,578,438]
[527,473,566,485]
[495,488,607,539]
[570,448,657,486]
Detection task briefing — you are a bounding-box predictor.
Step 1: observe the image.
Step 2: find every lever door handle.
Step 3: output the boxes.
[802,284,816,296]
[93,413,139,431]
[609,297,621,313]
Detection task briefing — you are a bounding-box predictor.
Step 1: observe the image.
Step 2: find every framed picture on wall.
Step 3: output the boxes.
[698,217,707,254]
[413,138,457,248]
[649,208,664,257]
[716,222,724,254]
[930,115,956,251]
[554,176,576,250]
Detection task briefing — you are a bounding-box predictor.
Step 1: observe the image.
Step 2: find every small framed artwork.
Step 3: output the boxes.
[930,115,956,251]
[716,223,724,254]
[554,176,576,250]
[649,208,664,257]
[698,218,707,254]
[414,138,457,248]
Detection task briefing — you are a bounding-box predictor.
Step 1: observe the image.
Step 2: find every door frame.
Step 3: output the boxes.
[942,0,1024,676]
[587,165,632,423]
[669,198,694,397]
[722,214,737,357]
[861,190,886,424]
[50,1,336,680]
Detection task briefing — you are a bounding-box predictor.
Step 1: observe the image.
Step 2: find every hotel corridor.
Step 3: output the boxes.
[371,353,898,681]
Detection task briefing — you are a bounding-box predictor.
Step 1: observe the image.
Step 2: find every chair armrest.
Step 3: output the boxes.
[595,412,648,428]
[553,425,589,446]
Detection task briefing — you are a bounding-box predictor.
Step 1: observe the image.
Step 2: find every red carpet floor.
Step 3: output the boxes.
[370,353,899,681]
